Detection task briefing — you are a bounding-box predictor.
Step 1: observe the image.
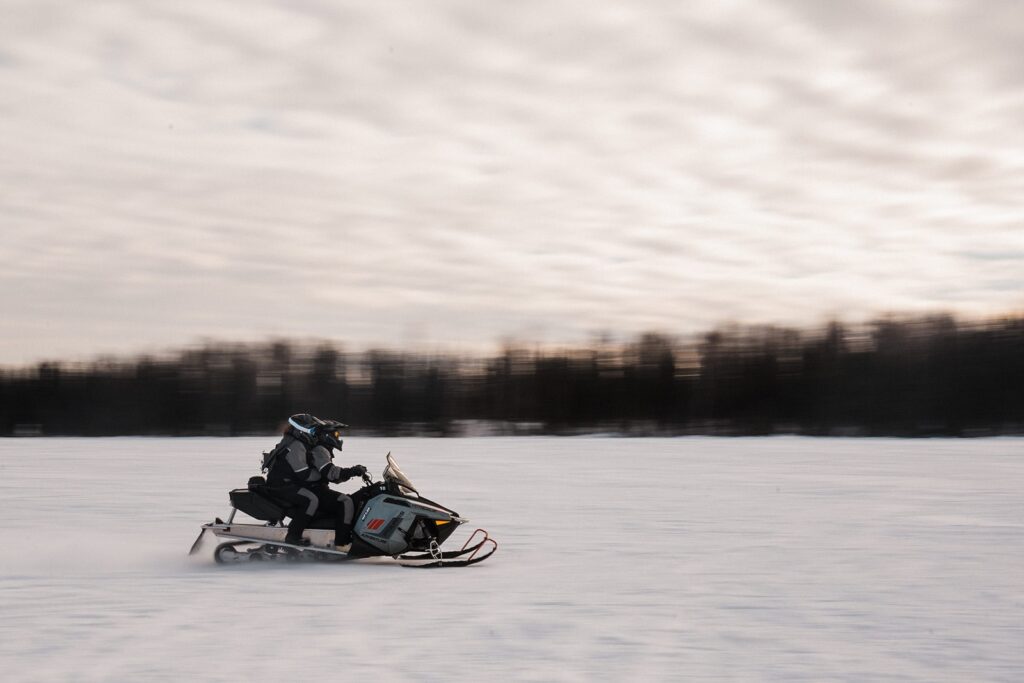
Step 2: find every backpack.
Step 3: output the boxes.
[261,437,291,475]
[261,435,316,485]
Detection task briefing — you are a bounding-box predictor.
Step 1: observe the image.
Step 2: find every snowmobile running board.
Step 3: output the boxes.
[192,523,497,568]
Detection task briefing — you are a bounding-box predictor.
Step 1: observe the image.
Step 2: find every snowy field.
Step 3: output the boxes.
[1,437,1022,682]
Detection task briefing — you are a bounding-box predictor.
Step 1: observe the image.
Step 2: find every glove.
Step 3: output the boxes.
[350,464,368,477]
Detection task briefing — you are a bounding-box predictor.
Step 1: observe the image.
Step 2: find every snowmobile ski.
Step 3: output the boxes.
[398,528,494,561]
[397,536,498,568]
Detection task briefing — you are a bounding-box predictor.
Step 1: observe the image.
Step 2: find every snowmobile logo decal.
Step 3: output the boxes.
[367,518,386,531]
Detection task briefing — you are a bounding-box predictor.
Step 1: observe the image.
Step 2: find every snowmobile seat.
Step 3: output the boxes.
[229,488,287,523]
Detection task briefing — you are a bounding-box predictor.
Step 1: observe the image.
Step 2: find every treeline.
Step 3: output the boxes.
[1,314,1022,437]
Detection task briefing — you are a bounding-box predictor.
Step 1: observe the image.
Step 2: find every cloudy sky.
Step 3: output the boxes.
[2,0,1022,365]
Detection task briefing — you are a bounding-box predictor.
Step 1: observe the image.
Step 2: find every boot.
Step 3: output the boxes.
[285,513,312,546]
[334,523,353,548]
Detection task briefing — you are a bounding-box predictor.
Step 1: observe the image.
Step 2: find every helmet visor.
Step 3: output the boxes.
[324,429,344,450]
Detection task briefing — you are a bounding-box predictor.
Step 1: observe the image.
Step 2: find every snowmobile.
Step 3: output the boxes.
[190,453,496,568]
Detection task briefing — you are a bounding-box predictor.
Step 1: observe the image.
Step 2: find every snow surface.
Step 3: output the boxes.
[1,437,1022,682]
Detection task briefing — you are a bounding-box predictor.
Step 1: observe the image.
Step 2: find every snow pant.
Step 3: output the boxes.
[270,484,354,545]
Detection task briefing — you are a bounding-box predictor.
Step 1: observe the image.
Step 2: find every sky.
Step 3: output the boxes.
[1,0,1022,365]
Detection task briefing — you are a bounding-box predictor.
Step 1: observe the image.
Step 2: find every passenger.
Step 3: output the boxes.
[263,414,367,548]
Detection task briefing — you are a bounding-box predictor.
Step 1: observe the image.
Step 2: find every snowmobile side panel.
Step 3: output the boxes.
[355,495,458,555]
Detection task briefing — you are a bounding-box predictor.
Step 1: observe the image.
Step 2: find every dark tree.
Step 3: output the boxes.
[1,315,1022,437]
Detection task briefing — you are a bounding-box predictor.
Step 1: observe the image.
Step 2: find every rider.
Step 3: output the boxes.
[264,414,367,548]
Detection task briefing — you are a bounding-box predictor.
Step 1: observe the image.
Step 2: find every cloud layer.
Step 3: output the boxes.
[1,0,1022,363]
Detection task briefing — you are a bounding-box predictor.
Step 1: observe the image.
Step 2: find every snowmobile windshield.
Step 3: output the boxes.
[384,453,418,495]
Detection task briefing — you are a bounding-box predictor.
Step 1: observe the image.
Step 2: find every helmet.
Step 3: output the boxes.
[286,414,347,450]
[286,413,323,444]
[317,418,347,451]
